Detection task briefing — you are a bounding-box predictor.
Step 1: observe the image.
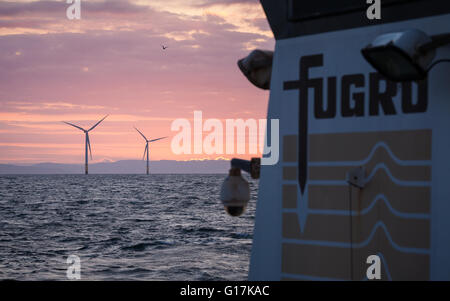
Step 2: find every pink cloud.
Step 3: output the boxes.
[0,0,274,164]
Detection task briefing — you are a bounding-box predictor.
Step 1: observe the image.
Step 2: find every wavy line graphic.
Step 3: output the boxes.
[302,193,430,219]
[307,163,430,187]
[291,165,430,232]
[282,252,393,281]
[282,221,430,255]
[291,164,430,231]
[309,141,431,167]
[283,208,429,249]
[281,131,431,280]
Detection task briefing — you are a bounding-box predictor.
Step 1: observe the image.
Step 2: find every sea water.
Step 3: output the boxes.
[0,174,257,280]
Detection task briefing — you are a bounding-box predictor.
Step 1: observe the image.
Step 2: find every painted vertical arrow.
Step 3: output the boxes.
[283,54,324,195]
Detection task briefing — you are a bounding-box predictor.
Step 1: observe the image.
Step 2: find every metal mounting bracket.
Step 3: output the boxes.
[347,167,366,189]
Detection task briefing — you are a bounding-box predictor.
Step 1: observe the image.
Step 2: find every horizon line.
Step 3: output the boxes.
[0,158,234,166]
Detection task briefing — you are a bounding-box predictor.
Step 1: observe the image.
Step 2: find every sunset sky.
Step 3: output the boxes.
[0,0,274,164]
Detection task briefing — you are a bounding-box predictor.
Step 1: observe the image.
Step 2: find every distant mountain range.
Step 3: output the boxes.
[0,160,231,174]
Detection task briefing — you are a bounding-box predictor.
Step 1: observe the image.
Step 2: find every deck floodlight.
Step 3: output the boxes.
[238,49,273,90]
[362,29,450,81]
[361,29,436,81]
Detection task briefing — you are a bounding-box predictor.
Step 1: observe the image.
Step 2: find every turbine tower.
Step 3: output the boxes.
[63,115,108,174]
[134,127,167,175]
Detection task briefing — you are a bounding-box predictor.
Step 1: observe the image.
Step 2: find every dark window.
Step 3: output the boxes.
[288,0,418,21]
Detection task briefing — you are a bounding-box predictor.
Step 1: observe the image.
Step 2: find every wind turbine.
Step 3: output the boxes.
[63,115,108,174]
[134,127,167,175]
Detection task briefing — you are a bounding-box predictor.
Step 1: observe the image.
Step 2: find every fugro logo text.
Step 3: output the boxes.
[284,53,428,194]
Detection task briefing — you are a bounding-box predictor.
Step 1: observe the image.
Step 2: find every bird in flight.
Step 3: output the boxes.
[161,45,168,50]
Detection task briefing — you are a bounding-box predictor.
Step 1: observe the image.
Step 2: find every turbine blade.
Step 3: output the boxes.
[134,127,148,141]
[142,144,148,160]
[86,134,92,160]
[149,136,168,143]
[88,115,108,132]
[63,121,86,132]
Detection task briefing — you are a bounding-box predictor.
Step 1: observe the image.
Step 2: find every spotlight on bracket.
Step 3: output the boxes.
[361,29,450,81]
[238,49,274,90]
[220,158,260,217]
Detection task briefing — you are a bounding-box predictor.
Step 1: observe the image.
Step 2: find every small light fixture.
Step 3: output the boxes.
[238,49,273,90]
[361,29,450,81]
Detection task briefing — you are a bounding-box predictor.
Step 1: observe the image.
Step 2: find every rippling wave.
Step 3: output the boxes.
[0,174,257,280]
